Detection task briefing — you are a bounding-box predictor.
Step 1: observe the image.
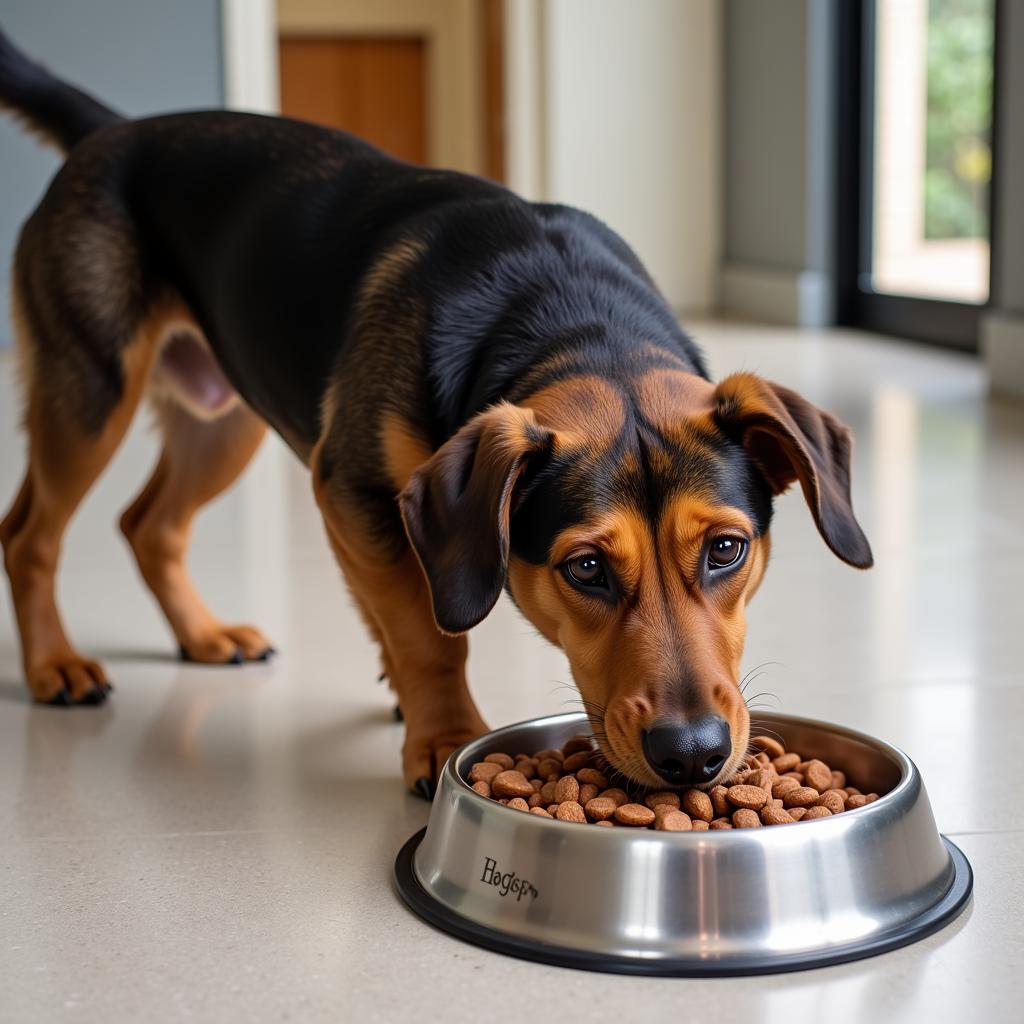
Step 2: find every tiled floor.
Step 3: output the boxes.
[0,321,1020,1021]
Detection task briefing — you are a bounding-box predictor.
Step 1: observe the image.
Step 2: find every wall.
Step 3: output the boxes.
[719,0,836,325]
[506,0,721,315]
[0,0,224,346]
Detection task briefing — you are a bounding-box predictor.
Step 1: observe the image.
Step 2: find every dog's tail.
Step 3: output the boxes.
[0,25,122,153]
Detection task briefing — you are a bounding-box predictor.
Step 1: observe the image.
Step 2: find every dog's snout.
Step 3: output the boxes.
[642,715,732,786]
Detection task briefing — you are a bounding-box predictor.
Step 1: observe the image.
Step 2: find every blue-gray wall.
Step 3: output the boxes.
[0,0,225,346]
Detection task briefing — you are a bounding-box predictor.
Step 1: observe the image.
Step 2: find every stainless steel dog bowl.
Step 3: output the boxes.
[394,712,972,975]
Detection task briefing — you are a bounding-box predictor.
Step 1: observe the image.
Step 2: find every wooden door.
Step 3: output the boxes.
[278,37,427,165]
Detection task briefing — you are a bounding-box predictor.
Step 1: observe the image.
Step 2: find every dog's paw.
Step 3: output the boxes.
[402,714,489,798]
[178,624,275,665]
[28,654,112,706]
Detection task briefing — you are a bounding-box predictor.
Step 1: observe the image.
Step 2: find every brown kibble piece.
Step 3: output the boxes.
[515,760,536,781]
[645,791,681,810]
[530,777,544,792]
[562,735,595,757]
[803,805,833,820]
[547,803,560,815]
[537,758,561,779]
[830,770,847,790]
[818,789,846,814]
[845,786,862,797]
[772,752,800,773]
[682,789,713,822]
[530,806,552,817]
[732,808,762,829]
[600,788,628,807]
[726,784,769,810]
[692,819,710,831]
[782,771,804,783]
[751,735,785,759]
[469,762,502,784]
[746,768,774,792]
[710,818,733,829]
[471,780,491,798]
[846,794,868,808]
[783,786,820,808]
[555,801,587,823]
[656,810,693,831]
[528,792,544,808]
[562,750,593,773]
[576,768,609,788]
[534,748,564,763]
[579,783,599,804]
[803,759,833,792]
[595,819,615,827]
[507,797,530,811]
[540,781,557,803]
[865,793,879,803]
[554,775,580,803]
[492,770,534,799]
[484,752,514,770]
[772,777,800,799]
[615,803,657,827]
[710,785,731,817]
[761,803,794,826]
[788,807,808,821]
[584,796,617,821]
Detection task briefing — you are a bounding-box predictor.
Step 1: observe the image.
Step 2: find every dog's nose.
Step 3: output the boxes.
[641,715,732,785]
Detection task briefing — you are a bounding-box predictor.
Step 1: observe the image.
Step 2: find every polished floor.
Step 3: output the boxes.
[0,321,1020,1021]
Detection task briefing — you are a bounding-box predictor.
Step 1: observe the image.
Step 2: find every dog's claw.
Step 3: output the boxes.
[414,777,435,801]
[80,685,109,706]
[47,687,71,707]
[393,703,404,722]
[254,646,276,662]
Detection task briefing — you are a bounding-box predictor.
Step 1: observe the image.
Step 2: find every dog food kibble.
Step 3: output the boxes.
[615,803,656,827]
[682,788,713,822]
[556,801,587,823]
[469,732,888,829]
[491,770,534,799]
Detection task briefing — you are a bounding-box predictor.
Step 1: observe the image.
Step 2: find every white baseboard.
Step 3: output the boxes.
[718,264,834,328]
[982,310,1024,399]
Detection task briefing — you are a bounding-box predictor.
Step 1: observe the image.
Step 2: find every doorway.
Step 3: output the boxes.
[837,0,999,350]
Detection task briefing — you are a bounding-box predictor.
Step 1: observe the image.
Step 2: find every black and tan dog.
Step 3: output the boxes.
[0,32,871,795]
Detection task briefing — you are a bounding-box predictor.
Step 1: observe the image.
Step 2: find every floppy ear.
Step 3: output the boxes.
[399,403,554,634]
[713,373,873,568]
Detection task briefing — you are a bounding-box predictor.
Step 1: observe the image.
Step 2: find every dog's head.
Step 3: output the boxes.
[399,367,871,788]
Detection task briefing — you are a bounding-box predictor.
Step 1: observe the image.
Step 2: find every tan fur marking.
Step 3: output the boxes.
[381,413,433,492]
[521,375,625,450]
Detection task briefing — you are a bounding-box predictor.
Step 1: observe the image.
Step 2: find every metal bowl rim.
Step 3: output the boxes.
[444,710,915,839]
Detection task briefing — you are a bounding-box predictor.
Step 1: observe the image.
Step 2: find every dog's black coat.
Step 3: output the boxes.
[1,27,770,575]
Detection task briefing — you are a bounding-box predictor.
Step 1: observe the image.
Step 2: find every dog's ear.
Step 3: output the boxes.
[399,403,554,634]
[713,373,873,568]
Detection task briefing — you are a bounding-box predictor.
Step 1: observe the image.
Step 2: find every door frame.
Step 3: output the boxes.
[273,0,484,176]
[835,0,1003,352]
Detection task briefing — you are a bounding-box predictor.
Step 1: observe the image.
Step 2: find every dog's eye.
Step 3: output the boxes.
[707,536,746,570]
[563,553,608,589]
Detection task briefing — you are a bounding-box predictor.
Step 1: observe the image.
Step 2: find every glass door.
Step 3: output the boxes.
[837,0,999,350]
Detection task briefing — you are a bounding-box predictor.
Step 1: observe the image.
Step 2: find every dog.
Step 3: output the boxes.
[0,30,872,796]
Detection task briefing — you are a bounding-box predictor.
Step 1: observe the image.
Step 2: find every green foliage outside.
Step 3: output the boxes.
[925,0,994,239]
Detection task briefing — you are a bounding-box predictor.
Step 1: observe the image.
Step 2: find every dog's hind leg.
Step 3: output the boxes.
[1,289,157,704]
[119,392,271,664]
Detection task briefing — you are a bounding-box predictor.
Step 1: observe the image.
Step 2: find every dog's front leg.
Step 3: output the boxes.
[312,459,488,796]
